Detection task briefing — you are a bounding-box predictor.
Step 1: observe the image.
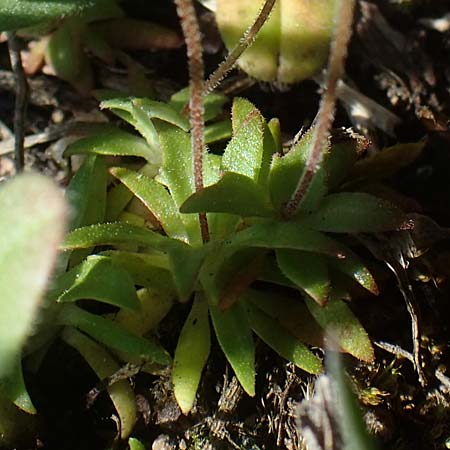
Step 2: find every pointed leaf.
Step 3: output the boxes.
[306,298,374,362]
[231,220,347,258]
[173,294,210,414]
[64,127,159,164]
[0,174,67,377]
[51,255,140,311]
[221,98,265,181]
[276,249,330,305]
[59,305,171,365]
[245,302,322,374]
[61,327,137,439]
[180,172,273,217]
[209,302,255,396]
[305,193,407,233]
[110,167,188,242]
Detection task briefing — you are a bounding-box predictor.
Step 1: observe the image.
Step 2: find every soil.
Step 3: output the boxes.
[2,1,450,449]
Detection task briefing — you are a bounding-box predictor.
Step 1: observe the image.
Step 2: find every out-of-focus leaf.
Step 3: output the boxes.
[180,172,273,217]
[128,437,146,450]
[325,140,358,190]
[209,302,255,396]
[173,294,210,414]
[231,221,347,258]
[277,249,330,305]
[305,298,374,362]
[59,305,171,365]
[245,302,322,374]
[64,127,159,164]
[204,120,232,144]
[0,0,95,31]
[61,327,137,439]
[155,120,201,245]
[51,255,140,311]
[304,192,407,233]
[0,173,67,377]
[170,88,228,122]
[110,167,188,242]
[222,98,265,182]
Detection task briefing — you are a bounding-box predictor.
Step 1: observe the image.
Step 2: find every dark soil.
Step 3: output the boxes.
[2,1,450,449]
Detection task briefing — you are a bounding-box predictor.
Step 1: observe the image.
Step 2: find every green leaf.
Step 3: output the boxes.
[64,127,159,164]
[170,87,228,122]
[269,128,327,212]
[59,305,171,365]
[180,172,273,217]
[245,302,322,374]
[304,192,407,233]
[221,98,265,182]
[276,249,330,305]
[204,120,232,144]
[209,302,255,396]
[173,294,210,414]
[61,327,137,439]
[0,173,67,377]
[51,255,140,311]
[110,167,188,242]
[231,220,347,258]
[156,120,201,245]
[0,0,95,31]
[325,139,359,190]
[305,298,374,362]
[128,438,146,450]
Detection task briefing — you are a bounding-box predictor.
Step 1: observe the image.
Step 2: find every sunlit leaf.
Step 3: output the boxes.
[180,172,273,217]
[276,249,330,305]
[209,302,255,396]
[51,255,139,311]
[0,174,67,377]
[59,305,171,365]
[222,98,265,182]
[246,302,322,374]
[173,294,210,414]
[306,298,374,362]
[304,192,407,233]
[61,327,137,439]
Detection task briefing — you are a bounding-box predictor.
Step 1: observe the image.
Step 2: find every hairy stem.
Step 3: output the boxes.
[175,0,209,242]
[203,0,277,95]
[283,0,356,218]
[7,32,28,172]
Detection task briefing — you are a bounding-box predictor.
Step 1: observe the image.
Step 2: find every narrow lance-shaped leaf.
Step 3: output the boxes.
[276,249,330,306]
[173,294,210,414]
[245,301,322,374]
[305,297,374,363]
[209,302,255,396]
[180,172,273,217]
[304,192,407,233]
[0,174,67,377]
[61,327,137,439]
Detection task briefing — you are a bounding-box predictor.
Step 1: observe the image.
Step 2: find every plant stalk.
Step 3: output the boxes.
[283,0,356,218]
[175,0,209,242]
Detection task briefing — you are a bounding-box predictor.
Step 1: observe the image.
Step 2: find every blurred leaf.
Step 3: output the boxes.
[59,305,171,365]
[180,172,273,217]
[173,294,210,414]
[170,88,228,122]
[231,220,347,258]
[325,140,359,190]
[222,98,265,182]
[52,255,140,311]
[204,120,232,144]
[304,193,407,233]
[209,302,255,396]
[0,174,67,377]
[110,167,188,242]
[306,298,374,362]
[128,437,146,450]
[246,301,322,374]
[277,250,330,305]
[61,327,137,439]
[0,0,95,31]
[65,127,159,164]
